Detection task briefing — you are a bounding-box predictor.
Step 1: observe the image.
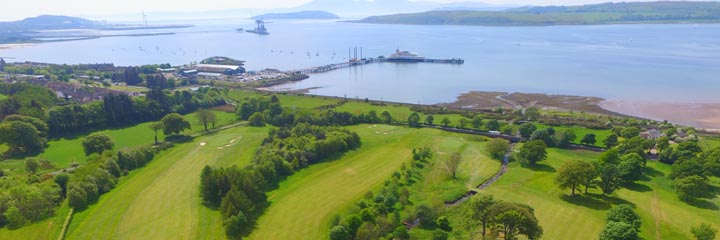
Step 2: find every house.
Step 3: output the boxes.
[640,129,663,140]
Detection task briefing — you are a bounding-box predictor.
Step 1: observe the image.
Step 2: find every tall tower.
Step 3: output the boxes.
[0,58,6,72]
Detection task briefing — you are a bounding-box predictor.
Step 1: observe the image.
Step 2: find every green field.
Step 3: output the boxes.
[536,123,612,147]
[479,148,720,240]
[249,125,499,240]
[7,110,237,173]
[64,126,268,239]
[228,91,340,109]
[0,93,7,100]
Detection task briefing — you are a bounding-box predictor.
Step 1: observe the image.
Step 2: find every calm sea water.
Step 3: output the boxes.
[2,19,719,104]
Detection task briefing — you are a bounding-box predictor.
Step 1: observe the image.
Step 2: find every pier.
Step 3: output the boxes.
[291,57,464,75]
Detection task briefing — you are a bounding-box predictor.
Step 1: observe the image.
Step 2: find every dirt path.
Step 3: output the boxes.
[496,94,523,110]
[445,145,512,207]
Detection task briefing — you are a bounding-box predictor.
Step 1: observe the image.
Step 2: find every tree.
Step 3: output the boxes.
[486,119,501,131]
[495,210,525,240]
[599,164,621,195]
[25,157,40,175]
[555,160,595,195]
[691,223,717,240]
[600,148,621,165]
[472,115,483,129]
[432,229,449,240]
[54,173,70,196]
[605,134,619,148]
[442,152,462,178]
[441,117,451,127]
[674,175,710,201]
[486,138,510,159]
[195,109,217,131]
[517,140,547,166]
[606,204,641,231]
[490,202,543,240]
[599,221,638,240]
[223,211,248,239]
[329,225,350,240]
[425,115,435,126]
[150,122,163,145]
[82,133,115,156]
[161,113,191,135]
[581,133,597,146]
[617,153,644,184]
[437,216,451,231]
[248,112,265,127]
[621,127,641,139]
[554,129,577,148]
[464,195,497,236]
[524,107,540,121]
[381,111,392,124]
[355,222,379,240]
[408,112,421,127]
[530,128,555,147]
[518,123,537,138]
[0,120,46,154]
[459,118,468,129]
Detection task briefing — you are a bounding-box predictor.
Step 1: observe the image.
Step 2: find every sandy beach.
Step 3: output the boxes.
[600,100,720,131]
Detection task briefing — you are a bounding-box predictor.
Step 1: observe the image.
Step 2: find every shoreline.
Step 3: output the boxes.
[270,87,719,131]
[600,100,720,132]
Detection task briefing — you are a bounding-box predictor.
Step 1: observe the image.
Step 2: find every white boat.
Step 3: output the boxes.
[387,49,425,62]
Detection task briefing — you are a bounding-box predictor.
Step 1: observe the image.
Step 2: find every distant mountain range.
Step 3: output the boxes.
[0,15,105,32]
[251,11,339,20]
[356,1,720,26]
[293,0,515,18]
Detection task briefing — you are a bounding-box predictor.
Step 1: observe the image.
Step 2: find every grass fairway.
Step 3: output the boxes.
[480,148,720,240]
[0,203,71,240]
[228,90,340,109]
[65,126,268,240]
[31,110,237,171]
[0,93,7,100]
[248,125,498,240]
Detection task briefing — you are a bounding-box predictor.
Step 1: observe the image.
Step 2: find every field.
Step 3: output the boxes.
[479,148,720,240]
[536,123,612,147]
[64,126,268,239]
[0,110,237,177]
[249,125,499,240]
[227,91,340,109]
[0,93,7,100]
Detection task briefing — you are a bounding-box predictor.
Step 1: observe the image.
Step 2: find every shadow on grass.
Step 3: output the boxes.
[560,193,634,210]
[643,166,665,178]
[624,182,652,192]
[527,163,555,173]
[686,199,719,210]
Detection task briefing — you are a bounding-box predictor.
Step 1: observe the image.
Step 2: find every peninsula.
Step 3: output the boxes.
[356,1,720,26]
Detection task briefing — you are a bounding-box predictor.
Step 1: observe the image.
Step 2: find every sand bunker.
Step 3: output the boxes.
[199,142,207,146]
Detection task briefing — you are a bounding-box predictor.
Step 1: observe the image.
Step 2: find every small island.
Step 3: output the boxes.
[356,1,720,26]
[251,10,340,20]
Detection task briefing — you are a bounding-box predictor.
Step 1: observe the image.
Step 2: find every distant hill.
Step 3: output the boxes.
[294,0,515,18]
[0,15,104,32]
[252,11,340,20]
[356,1,720,26]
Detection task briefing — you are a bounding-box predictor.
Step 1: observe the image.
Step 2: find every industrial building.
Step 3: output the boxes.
[195,63,245,75]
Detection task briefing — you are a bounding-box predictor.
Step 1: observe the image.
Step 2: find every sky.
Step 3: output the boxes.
[0,0,706,21]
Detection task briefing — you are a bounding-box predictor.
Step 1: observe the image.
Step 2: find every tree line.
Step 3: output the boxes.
[200,123,361,239]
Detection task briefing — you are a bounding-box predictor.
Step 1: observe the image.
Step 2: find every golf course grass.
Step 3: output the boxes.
[479,148,720,240]
[0,93,7,101]
[64,126,268,240]
[248,125,499,240]
[0,110,238,176]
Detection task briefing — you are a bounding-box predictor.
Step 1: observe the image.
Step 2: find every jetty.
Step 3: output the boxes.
[291,57,464,75]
